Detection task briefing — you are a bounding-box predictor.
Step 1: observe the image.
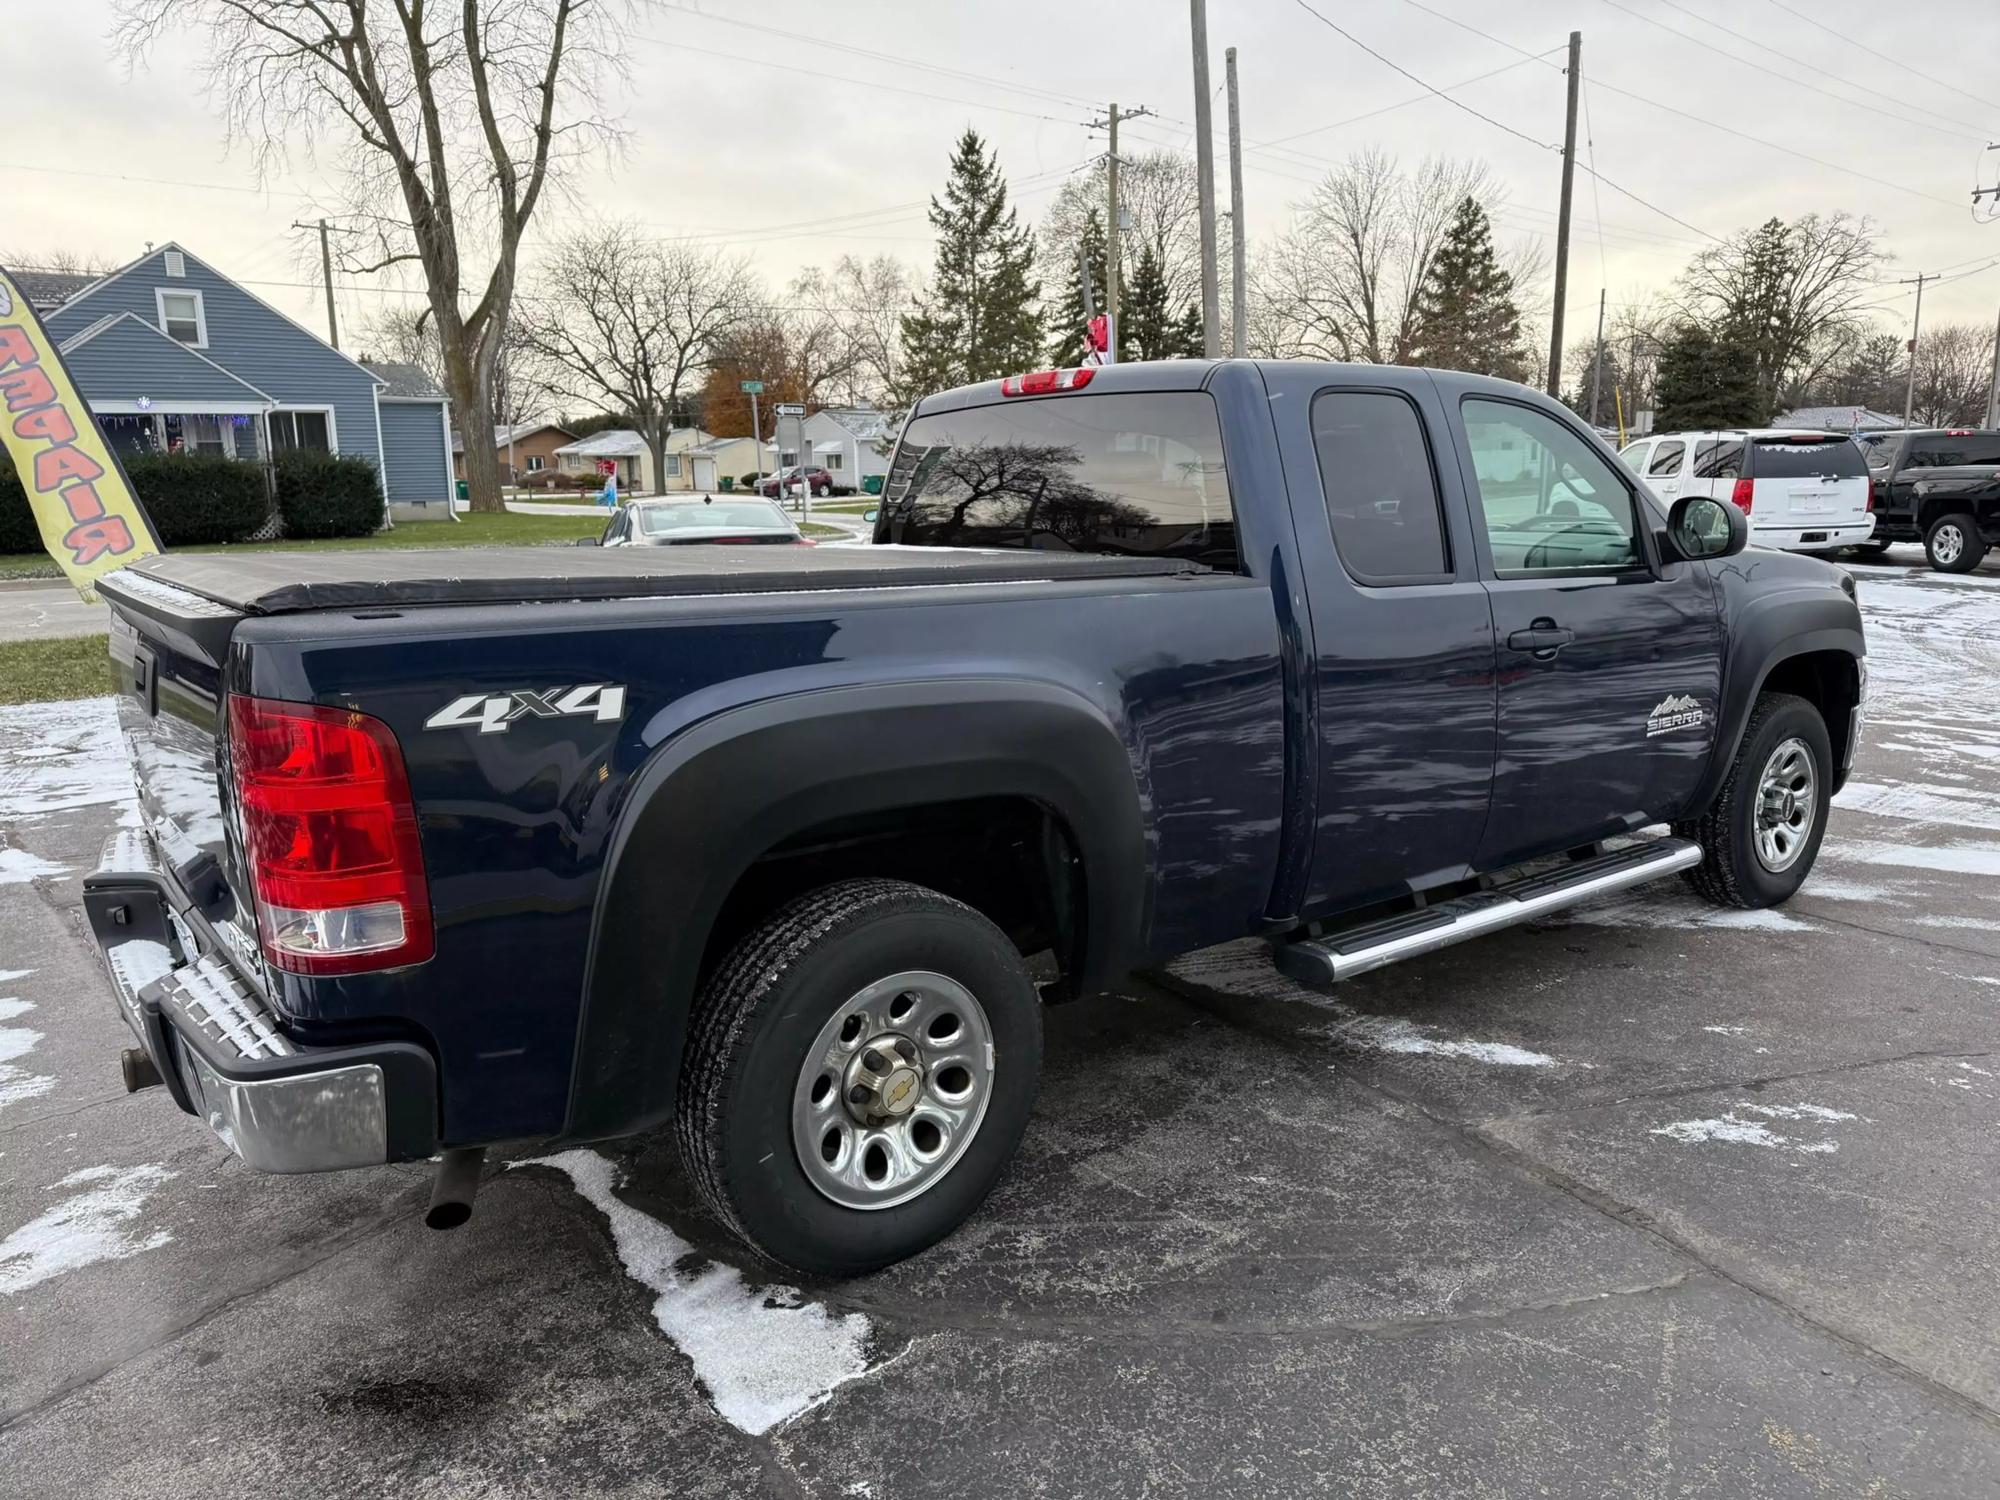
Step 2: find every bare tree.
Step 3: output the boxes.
[1041,150,1227,328]
[789,255,914,405]
[516,226,755,491]
[1676,213,1883,419]
[1259,151,1510,365]
[0,248,120,277]
[1908,321,1998,427]
[114,0,649,513]
[359,305,554,439]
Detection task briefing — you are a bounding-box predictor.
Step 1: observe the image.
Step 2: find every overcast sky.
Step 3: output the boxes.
[10,0,2000,354]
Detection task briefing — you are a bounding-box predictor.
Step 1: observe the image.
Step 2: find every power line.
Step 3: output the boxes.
[1283,0,1558,157]
[1760,0,2000,122]
[1248,51,1564,150]
[0,160,316,201]
[1599,0,1993,143]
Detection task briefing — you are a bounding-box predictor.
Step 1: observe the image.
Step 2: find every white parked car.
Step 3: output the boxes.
[1618,429,1874,554]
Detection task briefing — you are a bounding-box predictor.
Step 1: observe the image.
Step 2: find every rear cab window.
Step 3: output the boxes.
[1310,390,1451,584]
[1745,436,1866,480]
[878,392,1237,569]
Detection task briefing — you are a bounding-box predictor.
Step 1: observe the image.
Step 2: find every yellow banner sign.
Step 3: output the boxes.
[0,267,160,599]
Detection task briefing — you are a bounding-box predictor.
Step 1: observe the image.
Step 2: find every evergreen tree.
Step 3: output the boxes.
[895,130,1044,404]
[1048,206,1107,365]
[1654,323,1763,430]
[1122,244,1173,361]
[1403,197,1529,381]
[1170,302,1206,358]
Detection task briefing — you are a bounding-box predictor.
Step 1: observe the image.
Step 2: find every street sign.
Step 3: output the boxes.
[740,379,764,394]
[775,402,805,417]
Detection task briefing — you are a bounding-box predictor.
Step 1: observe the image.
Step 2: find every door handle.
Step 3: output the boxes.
[1507,622,1575,658]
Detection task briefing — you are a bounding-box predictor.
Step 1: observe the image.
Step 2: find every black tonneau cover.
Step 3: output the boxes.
[106,545,1204,616]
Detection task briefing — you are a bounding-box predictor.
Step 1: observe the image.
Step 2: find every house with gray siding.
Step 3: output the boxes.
[27,243,453,518]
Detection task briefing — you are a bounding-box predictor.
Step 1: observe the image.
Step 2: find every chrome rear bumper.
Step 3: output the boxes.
[84,830,436,1173]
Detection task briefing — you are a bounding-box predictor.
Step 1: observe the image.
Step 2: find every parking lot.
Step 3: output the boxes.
[1,550,1996,1498]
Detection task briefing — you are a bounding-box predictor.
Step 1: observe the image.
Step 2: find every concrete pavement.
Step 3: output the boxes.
[0,583,106,643]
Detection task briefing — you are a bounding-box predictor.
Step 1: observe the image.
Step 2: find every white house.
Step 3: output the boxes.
[550,427,709,493]
[800,406,899,490]
[684,434,764,493]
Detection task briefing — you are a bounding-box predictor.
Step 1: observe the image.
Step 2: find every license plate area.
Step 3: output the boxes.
[1800,531,1829,543]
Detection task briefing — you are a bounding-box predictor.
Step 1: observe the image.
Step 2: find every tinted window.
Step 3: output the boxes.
[1692,439,1743,479]
[1859,435,1898,469]
[1618,442,1650,474]
[879,393,1235,568]
[1647,440,1686,477]
[1310,391,1449,583]
[1747,437,1865,479]
[1908,434,2000,468]
[1462,399,1641,574]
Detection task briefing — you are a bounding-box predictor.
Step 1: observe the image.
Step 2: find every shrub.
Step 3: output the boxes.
[517,468,560,490]
[0,458,38,554]
[0,451,268,552]
[567,471,604,492]
[737,472,761,490]
[274,452,385,539]
[123,454,268,545]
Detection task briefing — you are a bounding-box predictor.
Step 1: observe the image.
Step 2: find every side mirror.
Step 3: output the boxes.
[862,507,880,525]
[574,536,599,547]
[1663,494,1746,562]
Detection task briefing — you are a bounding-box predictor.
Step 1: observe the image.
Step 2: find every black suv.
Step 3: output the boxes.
[1857,428,2000,557]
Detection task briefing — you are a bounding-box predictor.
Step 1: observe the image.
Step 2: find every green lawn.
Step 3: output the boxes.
[0,635,115,705]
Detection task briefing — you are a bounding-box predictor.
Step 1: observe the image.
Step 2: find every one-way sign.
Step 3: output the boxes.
[775,402,806,416]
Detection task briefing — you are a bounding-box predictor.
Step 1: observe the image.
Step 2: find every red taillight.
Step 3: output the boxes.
[794,536,817,546]
[1730,478,1754,514]
[1866,480,1878,512]
[226,695,432,976]
[999,367,1096,397]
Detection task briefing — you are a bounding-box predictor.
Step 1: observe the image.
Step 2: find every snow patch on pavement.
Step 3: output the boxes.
[518,1150,877,1435]
[1839,840,2000,877]
[1166,941,1562,1067]
[0,1163,177,1295]
[0,697,138,824]
[1650,1101,1857,1154]
[0,968,33,984]
[1562,895,1817,932]
[1833,780,2000,832]
[0,848,66,884]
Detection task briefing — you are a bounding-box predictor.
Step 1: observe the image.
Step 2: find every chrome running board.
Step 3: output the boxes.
[1272,837,1703,987]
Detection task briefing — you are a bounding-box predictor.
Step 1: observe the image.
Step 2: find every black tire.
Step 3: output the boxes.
[1925,513,1986,573]
[1674,691,1832,909]
[677,879,1041,1277]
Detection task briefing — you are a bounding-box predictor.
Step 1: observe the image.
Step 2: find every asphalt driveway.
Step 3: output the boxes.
[0,553,1996,1497]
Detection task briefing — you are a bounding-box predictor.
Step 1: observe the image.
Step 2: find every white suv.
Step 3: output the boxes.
[1618,429,1874,554]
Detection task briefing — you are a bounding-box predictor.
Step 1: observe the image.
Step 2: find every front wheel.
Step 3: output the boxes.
[1675,692,1832,909]
[1925,513,1987,573]
[677,879,1042,1277]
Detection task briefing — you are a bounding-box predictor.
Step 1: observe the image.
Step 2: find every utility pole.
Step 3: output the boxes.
[1190,0,1222,358]
[1900,273,1933,424]
[1090,102,1154,363]
[292,218,340,349]
[1226,46,1247,358]
[1588,288,1607,427]
[1986,300,2000,429]
[1546,31,1582,397]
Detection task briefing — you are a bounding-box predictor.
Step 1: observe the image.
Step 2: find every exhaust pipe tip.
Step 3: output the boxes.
[424,1146,486,1232]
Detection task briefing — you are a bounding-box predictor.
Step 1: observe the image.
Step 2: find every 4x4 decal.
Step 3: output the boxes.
[425,683,627,735]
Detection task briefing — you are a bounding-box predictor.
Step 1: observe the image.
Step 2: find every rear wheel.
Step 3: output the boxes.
[1675,692,1831,909]
[1925,513,1987,573]
[677,879,1042,1277]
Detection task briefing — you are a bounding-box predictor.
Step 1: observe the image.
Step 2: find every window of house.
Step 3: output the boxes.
[526,455,545,472]
[156,288,207,347]
[780,450,799,468]
[1462,398,1641,575]
[1646,440,1686,477]
[269,409,332,454]
[826,451,844,471]
[162,413,228,457]
[663,454,683,477]
[1310,390,1451,584]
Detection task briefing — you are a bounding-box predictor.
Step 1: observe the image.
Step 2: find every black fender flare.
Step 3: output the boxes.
[562,678,1148,1140]
[1688,595,1864,814]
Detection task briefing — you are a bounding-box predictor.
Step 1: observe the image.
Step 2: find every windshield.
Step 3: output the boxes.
[639,500,791,534]
[1747,437,1866,479]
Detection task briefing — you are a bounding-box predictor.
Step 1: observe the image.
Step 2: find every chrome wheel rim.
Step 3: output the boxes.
[1753,736,1816,873]
[791,971,995,1211]
[1934,525,1965,564]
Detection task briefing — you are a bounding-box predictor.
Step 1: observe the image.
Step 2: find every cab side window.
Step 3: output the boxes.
[1618,442,1651,474]
[1310,390,1451,584]
[1692,440,1743,479]
[1647,441,1686,478]
[1462,399,1642,575]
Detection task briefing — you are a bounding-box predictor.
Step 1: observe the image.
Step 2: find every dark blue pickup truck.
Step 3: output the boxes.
[86,360,1866,1275]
